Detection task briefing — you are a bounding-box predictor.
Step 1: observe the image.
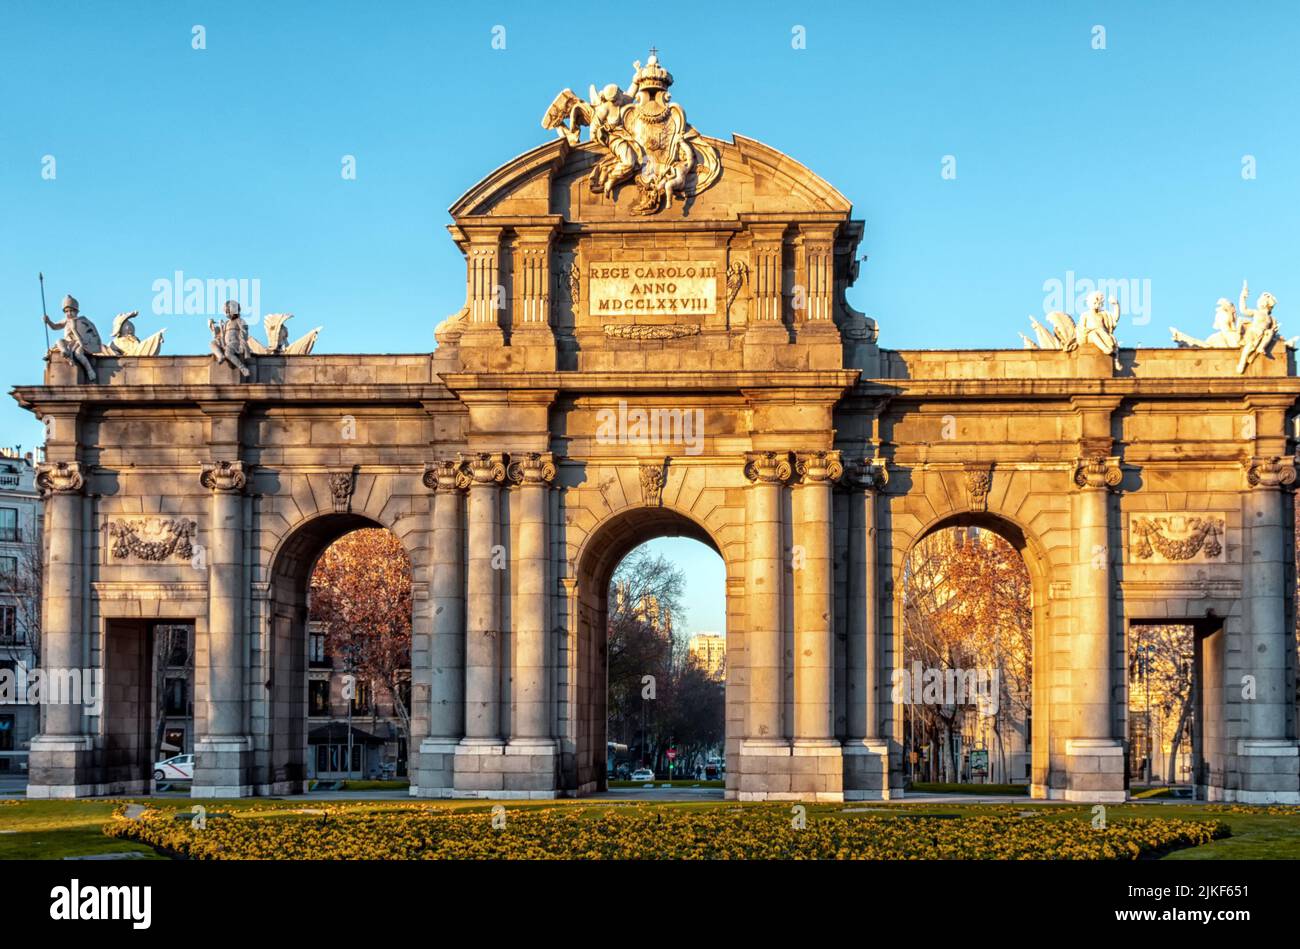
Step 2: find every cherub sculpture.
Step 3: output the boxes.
[209,299,252,377]
[104,311,165,356]
[43,294,102,382]
[1075,291,1123,370]
[247,313,320,356]
[1236,280,1280,374]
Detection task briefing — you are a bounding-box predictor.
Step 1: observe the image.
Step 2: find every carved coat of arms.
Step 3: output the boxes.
[542,53,721,215]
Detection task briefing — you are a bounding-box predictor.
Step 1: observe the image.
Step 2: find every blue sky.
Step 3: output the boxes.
[3,1,1296,634]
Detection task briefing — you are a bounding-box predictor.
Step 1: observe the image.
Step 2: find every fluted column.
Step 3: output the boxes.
[462,452,506,743]
[846,459,887,742]
[1243,457,1295,745]
[1064,454,1125,802]
[191,459,253,797]
[34,462,86,739]
[425,460,469,741]
[743,451,791,744]
[1072,455,1120,742]
[793,450,841,744]
[508,452,556,743]
[200,461,248,739]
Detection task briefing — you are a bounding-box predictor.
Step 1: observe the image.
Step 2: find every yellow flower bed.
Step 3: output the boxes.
[103,803,1228,860]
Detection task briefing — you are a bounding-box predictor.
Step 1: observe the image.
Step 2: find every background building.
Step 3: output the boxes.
[687,633,726,681]
[0,447,41,776]
[306,620,407,780]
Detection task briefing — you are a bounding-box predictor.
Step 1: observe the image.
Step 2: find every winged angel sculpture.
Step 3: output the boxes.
[248,313,320,355]
[1020,291,1123,371]
[541,53,721,215]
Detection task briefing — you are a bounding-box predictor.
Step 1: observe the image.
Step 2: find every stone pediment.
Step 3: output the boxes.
[448,134,852,223]
[434,53,876,376]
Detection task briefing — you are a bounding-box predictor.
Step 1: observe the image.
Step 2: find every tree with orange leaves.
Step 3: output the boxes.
[309,529,413,742]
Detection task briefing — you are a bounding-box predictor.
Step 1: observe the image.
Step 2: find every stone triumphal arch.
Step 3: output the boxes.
[16,55,1300,803]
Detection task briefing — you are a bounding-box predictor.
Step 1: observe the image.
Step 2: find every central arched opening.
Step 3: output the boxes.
[573,507,727,796]
[899,513,1046,792]
[265,514,413,792]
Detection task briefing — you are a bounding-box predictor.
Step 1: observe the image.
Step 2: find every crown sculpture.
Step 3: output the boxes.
[542,52,722,215]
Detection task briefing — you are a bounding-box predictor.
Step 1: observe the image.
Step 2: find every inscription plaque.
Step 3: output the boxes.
[588,261,718,317]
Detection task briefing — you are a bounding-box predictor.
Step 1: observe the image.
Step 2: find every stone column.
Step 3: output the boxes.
[509,452,555,742]
[503,452,559,796]
[791,450,844,800]
[843,459,891,799]
[28,461,94,797]
[1239,456,1300,802]
[461,452,506,744]
[1066,454,1125,802]
[742,451,791,745]
[415,459,468,797]
[194,460,253,797]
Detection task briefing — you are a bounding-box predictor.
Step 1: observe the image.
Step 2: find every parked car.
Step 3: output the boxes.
[630,767,655,782]
[153,753,194,782]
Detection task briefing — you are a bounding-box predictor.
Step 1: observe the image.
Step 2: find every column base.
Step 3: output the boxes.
[842,738,900,800]
[26,735,97,797]
[451,737,559,797]
[411,738,460,798]
[192,736,254,798]
[733,738,844,801]
[1225,740,1300,804]
[1064,738,1127,803]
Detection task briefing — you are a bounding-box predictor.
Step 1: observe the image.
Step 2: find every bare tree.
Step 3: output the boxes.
[0,542,42,669]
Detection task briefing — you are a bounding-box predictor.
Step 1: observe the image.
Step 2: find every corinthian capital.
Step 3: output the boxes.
[423,459,471,492]
[36,460,85,497]
[460,452,507,486]
[1073,455,1122,490]
[1246,455,1297,489]
[200,460,248,493]
[507,451,557,486]
[743,451,792,485]
[794,450,844,485]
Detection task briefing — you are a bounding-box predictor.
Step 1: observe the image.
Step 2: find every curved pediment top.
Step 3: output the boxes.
[450,132,853,223]
[450,52,853,224]
[727,134,853,215]
[448,138,571,219]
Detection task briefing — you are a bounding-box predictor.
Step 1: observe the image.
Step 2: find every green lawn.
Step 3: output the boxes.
[3,797,1298,860]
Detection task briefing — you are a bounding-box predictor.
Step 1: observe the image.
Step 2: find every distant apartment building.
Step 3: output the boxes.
[687,633,726,681]
[0,448,41,776]
[306,620,409,780]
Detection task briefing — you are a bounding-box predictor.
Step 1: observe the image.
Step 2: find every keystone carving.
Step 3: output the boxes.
[328,468,356,512]
[640,458,668,506]
[964,463,993,512]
